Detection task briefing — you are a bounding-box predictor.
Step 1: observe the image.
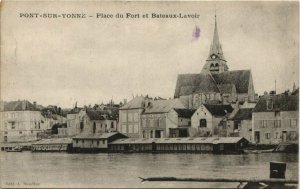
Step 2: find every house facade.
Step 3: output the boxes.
[191,104,233,137]
[227,108,253,142]
[252,94,299,144]
[67,108,117,137]
[140,99,186,138]
[0,100,45,142]
[119,96,150,138]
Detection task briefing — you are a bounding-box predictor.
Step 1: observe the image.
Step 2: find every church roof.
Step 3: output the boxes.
[174,70,251,97]
[174,73,219,98]
[218,84,236,94]
[212,70,251,94]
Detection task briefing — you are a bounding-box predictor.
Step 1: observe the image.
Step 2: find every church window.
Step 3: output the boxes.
[210,64,214,68]
[215,63,219,67]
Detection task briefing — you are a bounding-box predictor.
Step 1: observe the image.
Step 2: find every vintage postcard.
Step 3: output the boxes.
[0,1,299,188]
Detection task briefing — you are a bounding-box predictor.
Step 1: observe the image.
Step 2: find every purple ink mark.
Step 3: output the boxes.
[192,26,200,41]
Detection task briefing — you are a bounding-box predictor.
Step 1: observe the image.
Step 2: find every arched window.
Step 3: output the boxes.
[93,122,96,133]
[210,63,214,68]
[215,63,219,67]
[200,119,207,128]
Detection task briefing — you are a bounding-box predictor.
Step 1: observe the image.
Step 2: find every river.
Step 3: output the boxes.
[0,152,298,188]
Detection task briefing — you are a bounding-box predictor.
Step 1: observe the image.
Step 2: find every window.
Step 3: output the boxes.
[200,119,207,128]
[93,122,96,133]
[150,130,153,138]
[111,122,114,129]
[11,122,15,129]
[103,140,105,144]
[82,140,84,144]
[19,131,22,134]
[105,124,107,131]
[143,130,146,138]
[97,140,99,145]
[76,140,78,144]
[265,133,270,139]
[80,121,84,131]
[4,132,8,134]
[38,122,40,129]
[121,125,127,133]
[274,120,281,128]
[274,132,279,139]
[133,113,138,122]
[261,120,267,128]
[31,130,33,134]
[128,113,133,122]
[133,125,139,133]
[4,123,7,130]
[290,119,297,127]
[4,136,7,142]
[128,125,133,133]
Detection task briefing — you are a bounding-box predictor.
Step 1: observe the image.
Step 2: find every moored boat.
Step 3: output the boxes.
[5,146,23,152]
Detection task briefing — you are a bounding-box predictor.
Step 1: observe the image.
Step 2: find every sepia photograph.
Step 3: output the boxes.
[0,1,299,188]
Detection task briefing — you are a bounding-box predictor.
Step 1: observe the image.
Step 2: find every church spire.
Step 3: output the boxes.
[207,14,225,61]
[201,12,228,74]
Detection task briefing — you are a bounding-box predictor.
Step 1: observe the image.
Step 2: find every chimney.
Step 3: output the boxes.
[33,101,37,109]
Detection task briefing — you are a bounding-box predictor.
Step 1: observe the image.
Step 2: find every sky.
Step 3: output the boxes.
[1,1,299,108]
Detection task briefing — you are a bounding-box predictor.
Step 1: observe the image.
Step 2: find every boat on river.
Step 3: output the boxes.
[5,146,23,152]
[243,148,274,154]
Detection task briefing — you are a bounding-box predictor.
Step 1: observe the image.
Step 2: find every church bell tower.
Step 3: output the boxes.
[201,14,228,74]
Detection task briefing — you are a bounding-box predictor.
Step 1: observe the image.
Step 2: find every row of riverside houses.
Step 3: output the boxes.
[118,14,299,145]
[0,100,67,143]
[118,89,298,145]
[0,100,120,144]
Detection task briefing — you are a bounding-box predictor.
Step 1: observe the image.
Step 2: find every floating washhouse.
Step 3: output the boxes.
[31,138,72,152]
[109,137,249,154]
[71,132,127,153]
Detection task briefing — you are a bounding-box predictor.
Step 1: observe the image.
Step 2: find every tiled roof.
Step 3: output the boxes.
[174,70,251,98]
[203,104,233,116]
[230,108,253,120]
[218,84,236,94]
[119,96,145,110]
[144,99,185,114]
[73,132,127,139]
[3,100,38,111]
[174,108,196,118]
[110,137,247,144]
[86,109,106,120]
[33,138,72,145]
[212,70,251,94]
[253,94,299,112]
[174,73,219,98]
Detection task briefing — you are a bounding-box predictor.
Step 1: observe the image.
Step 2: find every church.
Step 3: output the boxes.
[174,15,256,109]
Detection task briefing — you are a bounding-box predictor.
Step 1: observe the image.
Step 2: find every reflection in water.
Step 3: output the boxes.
[1,152,298,188]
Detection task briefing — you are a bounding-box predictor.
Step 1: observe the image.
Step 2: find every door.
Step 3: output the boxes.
[282,131,287,143]
[254,131,260,144]
[155,130,161,138]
